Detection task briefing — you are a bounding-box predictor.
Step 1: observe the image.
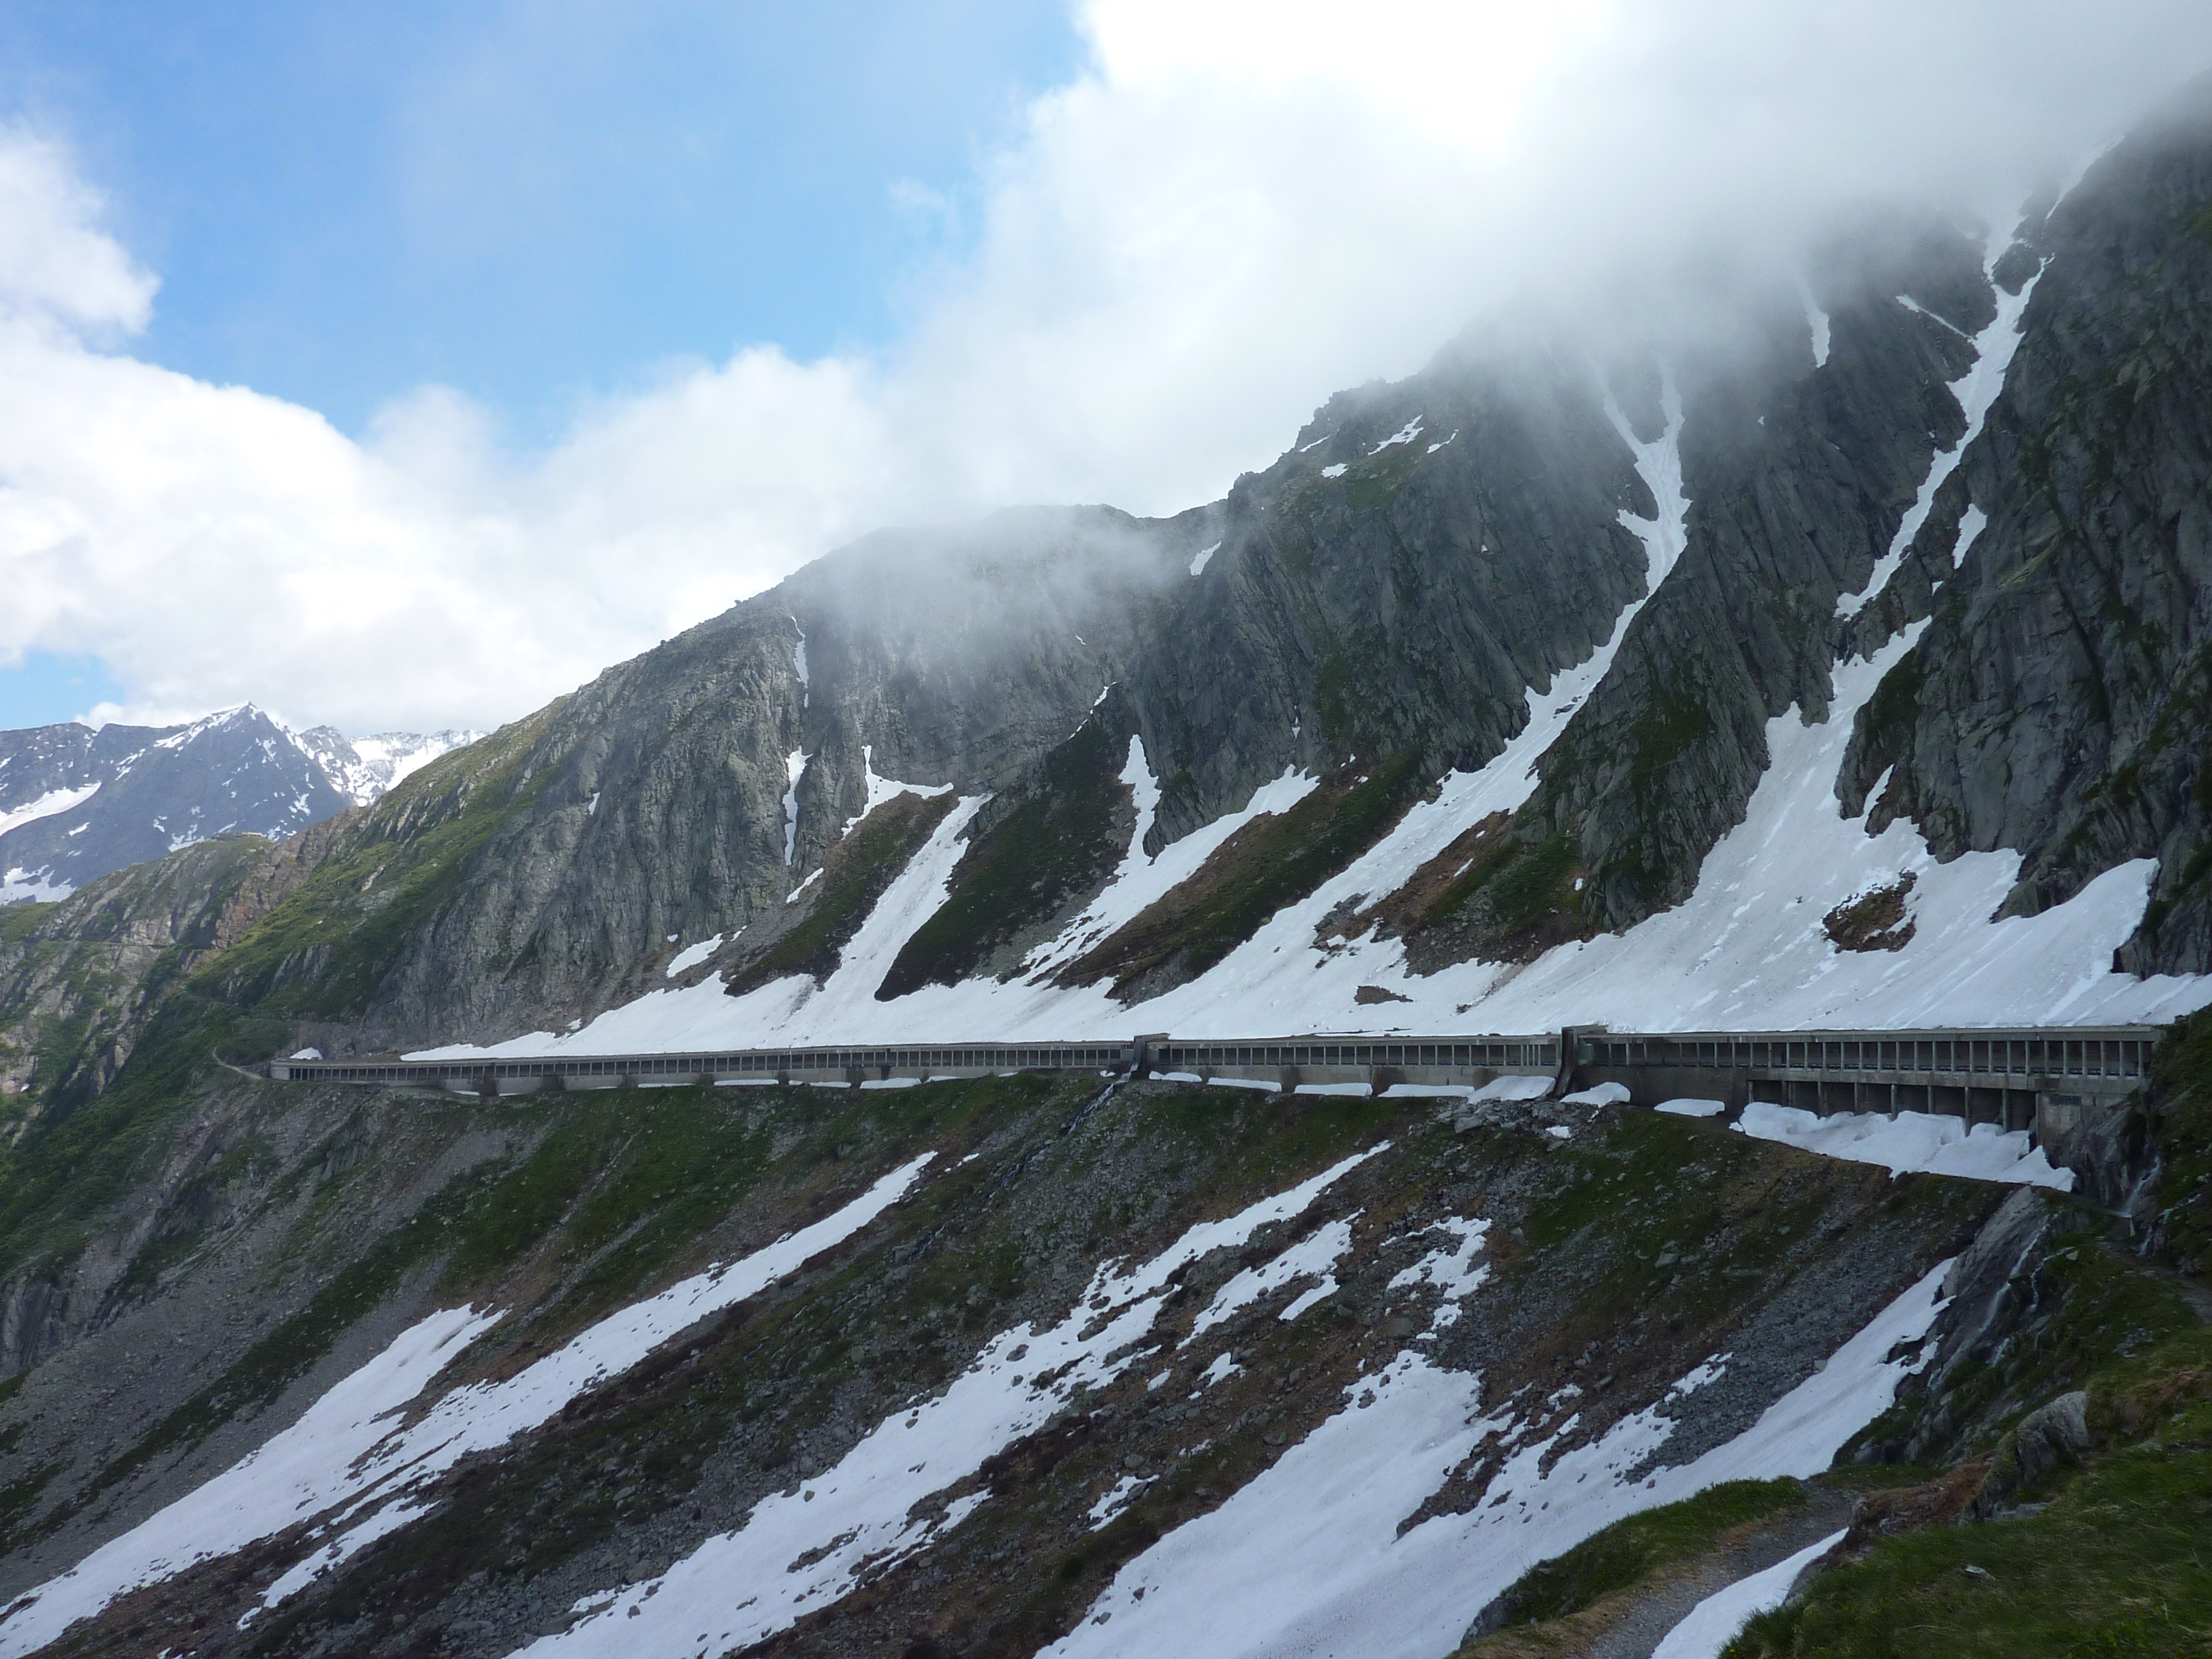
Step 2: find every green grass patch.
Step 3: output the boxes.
[0,902,55,947]
[1731,1394,2212,1657]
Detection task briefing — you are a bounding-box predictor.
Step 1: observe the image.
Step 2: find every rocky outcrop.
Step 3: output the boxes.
[1404,210,1998,965]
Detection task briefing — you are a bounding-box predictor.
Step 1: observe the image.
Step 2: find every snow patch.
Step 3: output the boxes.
[1651,1528,1845,1659]
[1562,1082,1631,1107]
[0,867,71,905]
[1952,503,1989,568]
[664,935,723,979]
[1800,279,1831,369]
[1088,1476,1155,1530]
[1369,418,1424,454]
[1190,540,1222,577]
[1189,1215,1359,1340]
[1837,240,2043,620]
[782,748,809,865]
[1384,1218,1490,1319]
[0,783,99,840]
[1735,1103,2074,1190]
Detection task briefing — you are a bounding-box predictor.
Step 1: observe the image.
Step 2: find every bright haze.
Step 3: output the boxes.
[1,0,2207,736]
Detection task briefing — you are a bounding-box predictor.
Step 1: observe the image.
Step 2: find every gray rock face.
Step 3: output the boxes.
[0,708,348,902]
[1119,327,1654,847]
[2013,1389,2093,1481]
[1840,78,2212,976]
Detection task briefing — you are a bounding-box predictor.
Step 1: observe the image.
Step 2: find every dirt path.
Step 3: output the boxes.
[2096,1236,2212,1324]
[1589,1486,1854,1659]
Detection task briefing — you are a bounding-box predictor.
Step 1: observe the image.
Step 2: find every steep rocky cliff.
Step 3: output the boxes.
[1839,81,2212,977]
[131,92,2203,1061]
[0,826,335,1111]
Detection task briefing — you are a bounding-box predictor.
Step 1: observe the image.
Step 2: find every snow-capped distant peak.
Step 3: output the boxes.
[292,727,484,806]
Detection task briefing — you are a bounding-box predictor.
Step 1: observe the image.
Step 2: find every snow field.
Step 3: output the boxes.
[510,1145,1388,1656]
[1041,1261,1950,1659]
[0,1158,936,1657]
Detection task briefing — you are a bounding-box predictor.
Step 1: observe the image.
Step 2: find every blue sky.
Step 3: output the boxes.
[0,0,1079,439]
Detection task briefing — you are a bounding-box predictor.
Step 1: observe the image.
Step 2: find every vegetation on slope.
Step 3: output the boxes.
[878,708,1134,999]
[1465,1478,1810,1649]
[201,704,563,1019]
[0,1063,2000,1657]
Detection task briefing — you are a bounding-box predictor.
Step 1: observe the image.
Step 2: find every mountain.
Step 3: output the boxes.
[98,82,2208,1061]
[0,712,479,907]
[2,69,2212,1659]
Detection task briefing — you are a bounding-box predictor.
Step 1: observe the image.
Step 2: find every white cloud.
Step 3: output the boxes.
[2,2,2211,733]
[0,128,155,337]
